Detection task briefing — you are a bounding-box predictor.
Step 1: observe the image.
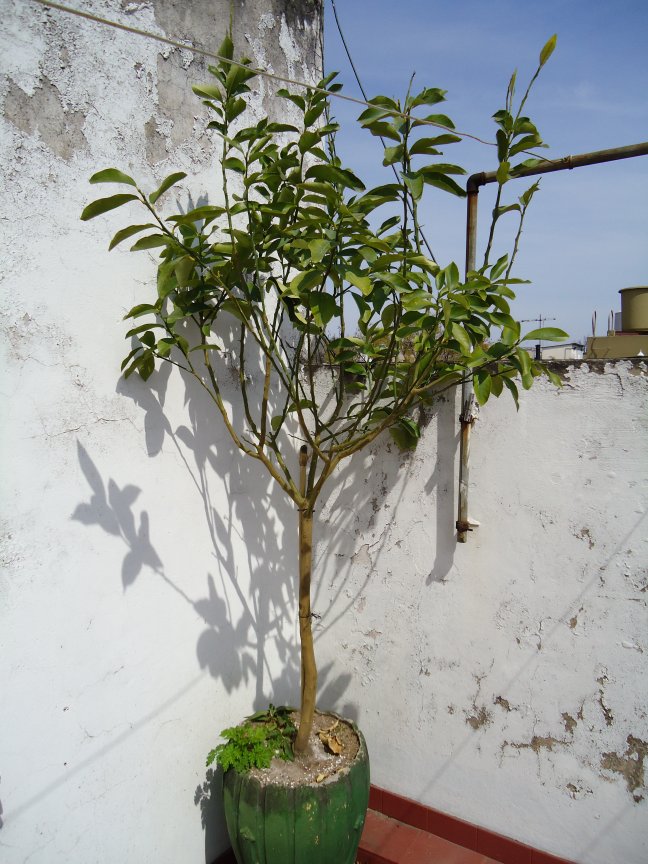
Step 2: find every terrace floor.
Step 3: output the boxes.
[358,809,500,863]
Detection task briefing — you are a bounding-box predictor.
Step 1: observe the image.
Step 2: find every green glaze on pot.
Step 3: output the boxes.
[223,719,369,864]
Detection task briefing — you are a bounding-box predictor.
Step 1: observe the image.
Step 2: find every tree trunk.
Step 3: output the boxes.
[295,445,317,753]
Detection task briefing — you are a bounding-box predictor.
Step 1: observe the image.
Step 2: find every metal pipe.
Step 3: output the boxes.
[456,186,480,541]
[456,140,648,542]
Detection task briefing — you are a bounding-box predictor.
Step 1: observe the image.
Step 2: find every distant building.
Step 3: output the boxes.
[523,342,584,360]
[540,342,585,360]
[586,286,648,359]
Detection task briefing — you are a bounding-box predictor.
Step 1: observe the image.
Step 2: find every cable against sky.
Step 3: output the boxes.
[29,0,556,163]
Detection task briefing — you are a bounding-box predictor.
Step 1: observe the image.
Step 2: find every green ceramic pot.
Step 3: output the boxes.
[222,716,369,864]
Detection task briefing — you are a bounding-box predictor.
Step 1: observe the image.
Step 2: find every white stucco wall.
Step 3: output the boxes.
[315,361,648,864]
[1,4,647,864]
[0,2,322,862]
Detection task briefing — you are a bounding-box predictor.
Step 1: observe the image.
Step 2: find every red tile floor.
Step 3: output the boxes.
[357,809,500,863]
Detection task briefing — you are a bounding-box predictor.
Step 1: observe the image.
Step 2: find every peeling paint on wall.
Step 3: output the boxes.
[601,736,648,802]
[4,77,86,160]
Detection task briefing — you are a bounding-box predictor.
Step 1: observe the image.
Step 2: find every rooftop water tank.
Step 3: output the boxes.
[619,286,648,333]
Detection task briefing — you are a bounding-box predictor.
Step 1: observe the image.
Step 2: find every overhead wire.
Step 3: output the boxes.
[31,0,516,151]
[329,0,438,261]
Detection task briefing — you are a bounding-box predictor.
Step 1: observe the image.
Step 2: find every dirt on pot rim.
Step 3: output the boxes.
[248,710,362,788]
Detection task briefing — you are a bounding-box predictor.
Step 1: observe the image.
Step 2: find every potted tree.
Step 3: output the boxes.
[82,33,563,864]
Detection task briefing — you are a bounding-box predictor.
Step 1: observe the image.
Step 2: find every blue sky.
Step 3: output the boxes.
[323,0,648,343]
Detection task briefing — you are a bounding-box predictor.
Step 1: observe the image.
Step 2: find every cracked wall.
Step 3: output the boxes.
[316,361,648,864]
[0,2,322,863]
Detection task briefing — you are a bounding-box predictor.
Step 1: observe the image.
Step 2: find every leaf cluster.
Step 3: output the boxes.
[206,705,297,773]
[81,33,565,507]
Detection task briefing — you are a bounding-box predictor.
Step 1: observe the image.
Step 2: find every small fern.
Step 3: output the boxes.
[207,705,297,773]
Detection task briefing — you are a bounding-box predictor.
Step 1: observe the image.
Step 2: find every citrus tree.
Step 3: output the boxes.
[82,34,564,753]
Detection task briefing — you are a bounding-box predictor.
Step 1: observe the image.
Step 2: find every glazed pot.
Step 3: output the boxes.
[222,716,369,864]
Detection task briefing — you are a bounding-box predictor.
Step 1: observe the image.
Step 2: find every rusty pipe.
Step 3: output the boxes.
[456,185,480,542]
[457,140,648,542]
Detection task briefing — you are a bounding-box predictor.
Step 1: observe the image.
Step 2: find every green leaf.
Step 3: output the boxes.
[270,416,283,433]
[308,239,331,263]
[189,343,222,353]
[149,172,187,205]
[496,161,510,185]
[389,417,420,451]
[410,136,458,155]
[225,60,256,91]
[408,87,447,108]
[412,113,456,130]
[451,322,472,355]
[515,347,534,389]
[520,180,541,207]
[299,130,320,153]
[309,291,338,326]
[506,71,517,111]
[345,271,372,296]
[443,262,460,290]
[490,374,504,397]
[192,83,223,101]
[304,103,326,127]
[125,322,164,338]
[124,302,158,320]
[130,234,170,251]
[90,168,137,187]
[287,400,316,414]
[108,223,155,250]
[168,205,225,225]
[121,346,142,371]
[502,375,520,410]
[138,351,155,381]
[539,34,557,67]
[419,171,466,197]
[277,88,305,110]
[473,371,492,405]
[218,32,234,61]
[490,255,508,280]
[156,338,175,358]
[305,164,365,191]
[500,320,521,346]
[223,157,245,173]
[383,144,404,166]
[522,327,568,342]
[225,97,246,122]
[174,256,195,287]
[509,134,544,158]
[361,121,401,142]
[221,298,252,322]
[157,259,177,299]
[494,204,520,219]
[403,171,424,201]
[289,270,323,296]
[496,129,509,163]
[81,193,139,221]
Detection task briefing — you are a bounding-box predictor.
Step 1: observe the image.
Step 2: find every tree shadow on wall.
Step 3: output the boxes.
[310,398,459,649]
[72,356,365,860]
[72,439,258,695]
[73,280,458,863]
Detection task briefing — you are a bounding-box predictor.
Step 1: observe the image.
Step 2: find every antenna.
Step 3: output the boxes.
[521,314,557,360]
